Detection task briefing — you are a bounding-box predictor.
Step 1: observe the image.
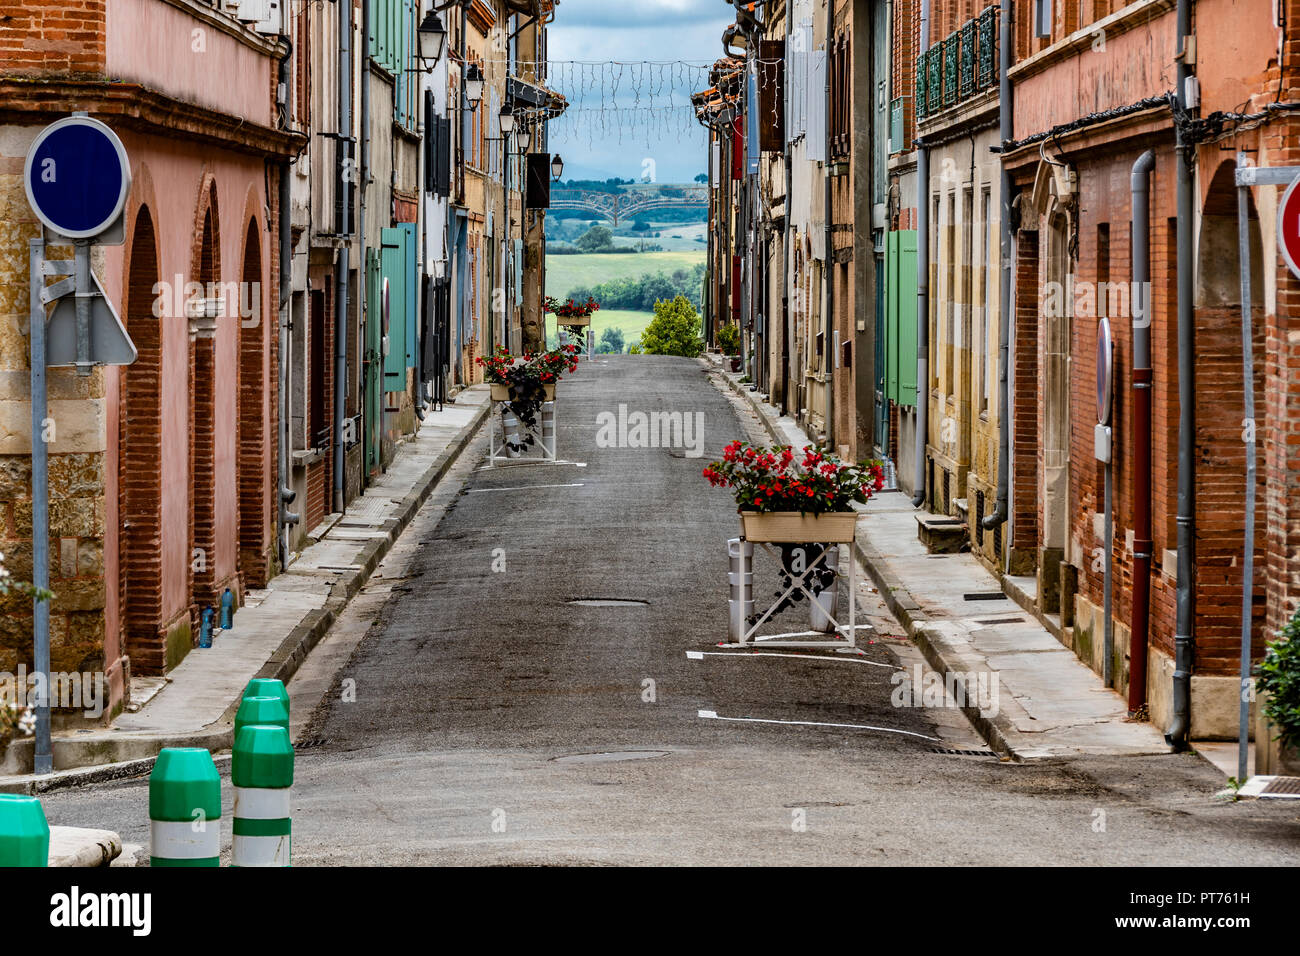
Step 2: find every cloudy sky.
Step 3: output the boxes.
[545,0,734,183]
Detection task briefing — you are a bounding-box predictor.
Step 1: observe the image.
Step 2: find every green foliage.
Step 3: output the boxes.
[694,173,709,183]
[576,224,617,253]
[596,327,626,354]
[640,295,704,357]
[565,262,706,313]
[627,340,642,354]
[1259,608,1300,752]
[716,322,741,355]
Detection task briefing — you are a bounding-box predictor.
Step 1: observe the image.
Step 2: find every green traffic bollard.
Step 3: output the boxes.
[242,678,289,717]
[231,724,294,867]
[149,748,221,867]
[0,794,50,867]
[234,695,290,739]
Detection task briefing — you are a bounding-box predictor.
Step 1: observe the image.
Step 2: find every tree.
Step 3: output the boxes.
[596,327,625,355]
[576,224,616,253]
[640,295,704,357]
[694,173,709,183]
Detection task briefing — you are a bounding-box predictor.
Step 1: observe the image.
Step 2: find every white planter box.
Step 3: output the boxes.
[739,510,859,544]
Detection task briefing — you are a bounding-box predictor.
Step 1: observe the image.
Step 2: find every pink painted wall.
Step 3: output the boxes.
[1012,12,1177,142]
[105,0,275,129]
[103,132,271,637]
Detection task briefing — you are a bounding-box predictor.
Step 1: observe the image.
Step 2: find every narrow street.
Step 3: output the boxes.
[36,357,1299,866]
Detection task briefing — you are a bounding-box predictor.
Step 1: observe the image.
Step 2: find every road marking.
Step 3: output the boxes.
[686,650,897,669]
[466,482,586,493]
[697,709,940,741]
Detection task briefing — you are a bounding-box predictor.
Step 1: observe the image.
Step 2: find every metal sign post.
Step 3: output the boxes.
[23,115,134,774]
[1233,157,1300,783]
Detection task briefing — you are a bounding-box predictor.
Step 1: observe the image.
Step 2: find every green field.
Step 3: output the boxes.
[545,251,706,301]
[544,250,707,352]
[546,308,656,350]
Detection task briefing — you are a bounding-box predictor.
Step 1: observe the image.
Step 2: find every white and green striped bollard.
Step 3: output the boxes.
[149,748,221,867]
[231,724,294,867]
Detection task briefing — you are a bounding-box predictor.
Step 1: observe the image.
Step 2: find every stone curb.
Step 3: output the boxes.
[0,402,488,794]
[709,362,1031,761]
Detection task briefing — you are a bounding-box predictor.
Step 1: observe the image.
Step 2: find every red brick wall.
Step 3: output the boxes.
[0,0,106,76]
[237,219,271,588]
[1012,228,1039,552]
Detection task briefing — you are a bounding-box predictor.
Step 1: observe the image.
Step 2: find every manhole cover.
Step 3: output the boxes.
[551,750,671,764]
[566,599,649,607]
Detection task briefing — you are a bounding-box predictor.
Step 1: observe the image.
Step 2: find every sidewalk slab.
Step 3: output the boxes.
[710,361,1169,760]
[0,390,489,790]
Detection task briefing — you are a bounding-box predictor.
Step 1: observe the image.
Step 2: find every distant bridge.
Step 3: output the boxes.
[549,184,708,225]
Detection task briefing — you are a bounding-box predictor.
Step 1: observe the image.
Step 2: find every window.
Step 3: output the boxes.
[1033,0,1052,38]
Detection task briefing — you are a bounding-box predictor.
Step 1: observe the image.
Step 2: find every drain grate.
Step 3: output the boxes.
[1261,776,1300,797]
[963,591,1008,601]
[930,747,997,757]
[975,616,1026,625]
[567,599,649,607]
[551,750,671,764]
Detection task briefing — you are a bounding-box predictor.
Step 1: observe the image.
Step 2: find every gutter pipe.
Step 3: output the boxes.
[911,0,930,505]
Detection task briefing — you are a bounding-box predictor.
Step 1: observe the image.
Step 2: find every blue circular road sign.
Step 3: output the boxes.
[24,116,130,239]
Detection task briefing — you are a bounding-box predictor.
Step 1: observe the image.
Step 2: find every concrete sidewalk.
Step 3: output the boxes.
[708,357,1168,760]
[0,388,489,792]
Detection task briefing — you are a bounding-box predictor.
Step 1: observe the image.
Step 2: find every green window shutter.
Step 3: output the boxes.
[403,223,417,371]
[885,231,900,402]
[381,227,408,390]
[897,229,919,406]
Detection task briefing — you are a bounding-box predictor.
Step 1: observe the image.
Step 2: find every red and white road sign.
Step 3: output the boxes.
[1280,174,1300,280]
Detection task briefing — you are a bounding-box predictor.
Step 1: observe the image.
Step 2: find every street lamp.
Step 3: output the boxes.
[499,103,516,136]
[551,154,564,182]
[416,10,447,71]
[464,63,484,109]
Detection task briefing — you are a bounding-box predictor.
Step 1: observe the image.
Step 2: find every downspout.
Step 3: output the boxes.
[782,4,793,417]
[823,0,834,449]
[360,0,372,482]
[1130,149,1155,715]
[911,0,930,506]
[277,39,300,569]
[1168,0,1195,749]
[982,0,1013,530]
[334,0,353,514]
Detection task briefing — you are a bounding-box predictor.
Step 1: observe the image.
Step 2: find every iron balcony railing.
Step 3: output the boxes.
[915,4,1001,123]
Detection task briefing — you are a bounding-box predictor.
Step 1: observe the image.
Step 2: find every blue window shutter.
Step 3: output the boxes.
[382,227,407,389]
[404,223,417,371]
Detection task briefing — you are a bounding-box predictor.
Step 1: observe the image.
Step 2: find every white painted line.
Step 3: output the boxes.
[697,709,940,741]
[687,650,897,669]
[466,482,586,493]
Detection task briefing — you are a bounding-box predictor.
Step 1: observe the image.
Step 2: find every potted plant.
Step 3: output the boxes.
[716,323,741,371]
[545,295,600,340]
[476,345,579,452]
[704,442,885,543]
[1257,607,1300,774]
[0,551,45,767]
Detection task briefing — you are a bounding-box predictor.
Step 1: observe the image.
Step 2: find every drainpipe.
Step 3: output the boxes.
[823,0,834,450]
[982,0,1013,532]
[911,0,930,506]
[1130,149,1155,714]
[334,0,353,515]
[782,4,793,417]
[1168,0,1195,749]
[359,0,372,482]
[277,40,300,569]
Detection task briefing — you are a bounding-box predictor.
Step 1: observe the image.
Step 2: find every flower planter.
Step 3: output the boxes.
[740,510,859,544]
[490,383,556,402]
[559,315,592,328]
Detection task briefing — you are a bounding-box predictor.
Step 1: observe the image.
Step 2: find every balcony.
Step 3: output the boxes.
[915,5,1000,124]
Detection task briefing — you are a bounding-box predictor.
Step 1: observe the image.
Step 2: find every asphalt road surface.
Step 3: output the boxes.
[39,356,1300,865]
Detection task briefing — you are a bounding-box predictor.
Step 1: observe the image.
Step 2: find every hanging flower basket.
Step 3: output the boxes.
[704,441,885,543]
[476,345,578,453]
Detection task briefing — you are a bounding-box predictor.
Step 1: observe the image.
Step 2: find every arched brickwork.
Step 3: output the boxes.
[189,177,221,620]
[119,205,166,673]
[237,216,270,586]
